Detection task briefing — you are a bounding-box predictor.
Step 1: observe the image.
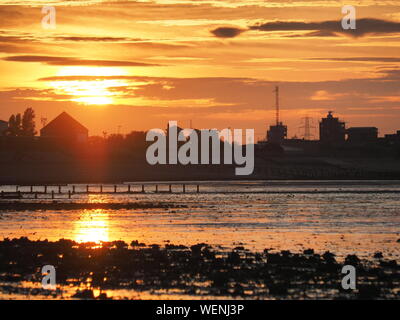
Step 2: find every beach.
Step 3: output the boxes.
[0,180,399,299]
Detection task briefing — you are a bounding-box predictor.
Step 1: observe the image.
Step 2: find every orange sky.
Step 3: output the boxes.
[0,0,399,139]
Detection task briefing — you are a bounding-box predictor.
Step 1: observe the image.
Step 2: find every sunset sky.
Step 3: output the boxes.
[0,0,399,139]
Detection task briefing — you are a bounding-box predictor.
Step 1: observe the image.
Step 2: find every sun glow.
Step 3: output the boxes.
[51,66,128,105]
[74,209,110,243]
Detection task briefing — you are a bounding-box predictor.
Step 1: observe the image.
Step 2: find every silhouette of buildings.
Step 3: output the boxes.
[40,112,88,143]
[347,127,378,143]
[384,130,400,144]
[319,111,346,144]
[0,120,7,136]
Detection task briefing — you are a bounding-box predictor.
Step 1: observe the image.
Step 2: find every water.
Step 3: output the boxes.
[0,180,399,260]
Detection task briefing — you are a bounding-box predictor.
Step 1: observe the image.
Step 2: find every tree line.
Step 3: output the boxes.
[3,107,37,137]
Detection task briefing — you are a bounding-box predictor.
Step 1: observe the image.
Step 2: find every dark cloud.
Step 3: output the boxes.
[2,55,160,67]
[310,57,400,63]
[304,30,339,37]
[211,18,400,39]
[250,18,400,37]
[53,36,134,42]
[210,27,246,38]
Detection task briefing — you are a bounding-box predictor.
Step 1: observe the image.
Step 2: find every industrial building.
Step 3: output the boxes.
[346,127,378,143]
[319,111,346,144]
[258,86,399,150]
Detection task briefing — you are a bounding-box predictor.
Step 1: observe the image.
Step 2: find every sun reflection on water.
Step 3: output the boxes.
[74,209,109,243]
[86,194,110,204]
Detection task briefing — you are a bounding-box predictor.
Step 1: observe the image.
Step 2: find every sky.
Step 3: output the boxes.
[0,0,399,139]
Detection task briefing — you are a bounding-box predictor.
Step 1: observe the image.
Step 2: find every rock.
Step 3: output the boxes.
[96,292,110,300]
[379,260,397,268]
[345,254,360,265]
[72,289,95,299]
[322,251,336,263]
[303,249,314,255]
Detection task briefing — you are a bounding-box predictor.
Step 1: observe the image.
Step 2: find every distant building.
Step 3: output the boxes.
[267,123,287,144]
[346,127,378,143]
[319,111,345,144]
[40,112,88,143]
[0,120,7,135]
[384,130,400,144]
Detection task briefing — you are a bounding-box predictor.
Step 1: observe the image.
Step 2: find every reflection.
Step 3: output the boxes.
[74,209,109,243]
[86,193,110,204]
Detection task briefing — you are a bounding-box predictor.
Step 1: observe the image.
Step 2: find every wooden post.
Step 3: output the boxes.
[68,190,71,199]
[128,184,131,193]
[86,185,89,193]
[58,185,61,193]
[16,185,19,192]
[141,184,145,193]
[169,184,172,193]
[51,190,54,199]
[183,184,186,193]
[34,193,37,199]
[100,185,103,193]
[197,184,200,193]
[30,186,33,193]
[155,185,158,193]
[114,185,117,193]
[44,186,47,194]
[72,185,76,194]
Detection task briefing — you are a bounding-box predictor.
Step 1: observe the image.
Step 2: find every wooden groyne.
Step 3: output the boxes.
[0,183,201,199]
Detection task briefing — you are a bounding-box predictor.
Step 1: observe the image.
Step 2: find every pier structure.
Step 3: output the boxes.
[0,183,201,199]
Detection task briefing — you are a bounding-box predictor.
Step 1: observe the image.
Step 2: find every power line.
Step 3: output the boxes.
[299,116,316,140]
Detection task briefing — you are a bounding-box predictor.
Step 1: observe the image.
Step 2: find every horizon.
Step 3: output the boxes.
[0,108,395,141]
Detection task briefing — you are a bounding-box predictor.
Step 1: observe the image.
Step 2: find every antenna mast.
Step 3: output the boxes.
[274,86,280,125]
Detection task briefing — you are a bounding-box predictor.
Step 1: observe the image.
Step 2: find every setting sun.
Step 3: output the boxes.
[50,66,128,105]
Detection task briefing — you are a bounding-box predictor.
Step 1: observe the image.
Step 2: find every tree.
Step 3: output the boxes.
[6,108,36,137]
[21,107,36,137]
[7,114,22,136]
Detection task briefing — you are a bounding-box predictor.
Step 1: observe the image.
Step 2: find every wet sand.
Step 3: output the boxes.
[0,238,398,300]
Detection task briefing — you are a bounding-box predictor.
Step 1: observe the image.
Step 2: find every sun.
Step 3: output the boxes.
[50,66,128,105]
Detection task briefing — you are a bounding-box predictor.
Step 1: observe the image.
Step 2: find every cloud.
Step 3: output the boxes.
[52,36,138,42]
[310,57,400,63]
[2,55,160,67]
[213,18,400,38]
[250,18,400,37]
[210,27,246,38]
[36,68,400,110]
[310,90,348,101]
